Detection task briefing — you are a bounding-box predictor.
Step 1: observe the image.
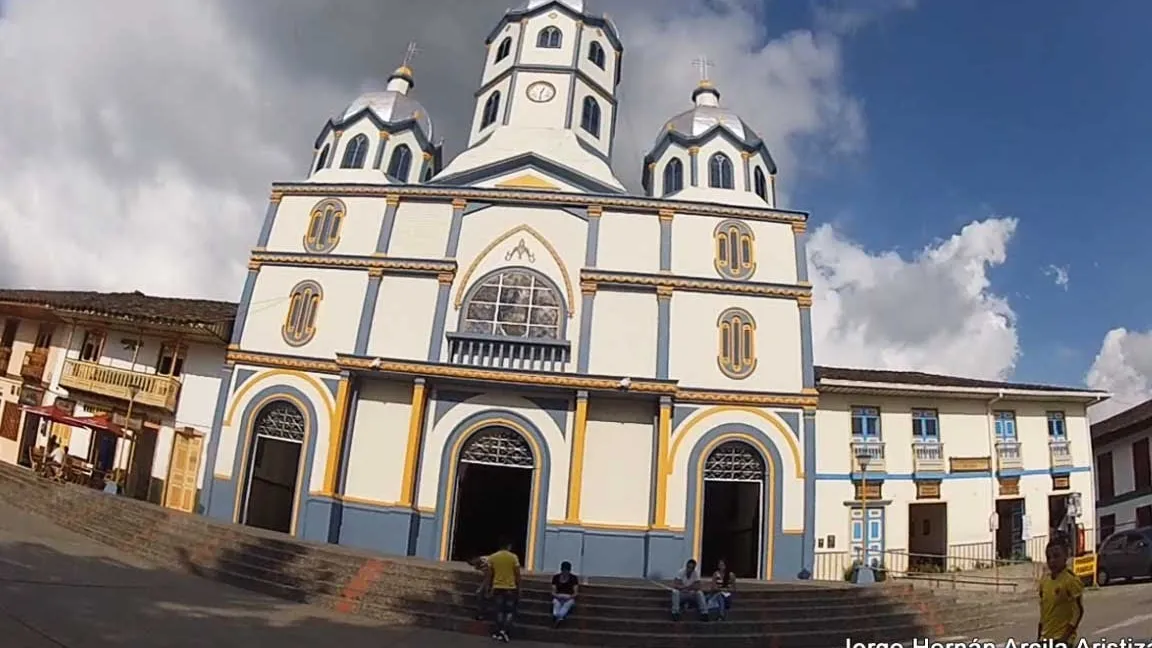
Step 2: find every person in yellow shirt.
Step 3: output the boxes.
[485,538,521,643]
[1038,540,1084,645]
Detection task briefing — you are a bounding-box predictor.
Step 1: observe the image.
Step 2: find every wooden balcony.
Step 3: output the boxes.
[912,441,946,474]
[59,359,181,413]
[20,348,48,383]
[995,440,1023,472]
[1048,439,1074,470]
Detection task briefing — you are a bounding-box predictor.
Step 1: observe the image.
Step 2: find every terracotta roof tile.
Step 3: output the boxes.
[0,289,236,327]
[815,365,1102,394]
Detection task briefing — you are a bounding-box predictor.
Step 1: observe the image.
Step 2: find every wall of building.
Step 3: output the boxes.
[1095,426,1152,536]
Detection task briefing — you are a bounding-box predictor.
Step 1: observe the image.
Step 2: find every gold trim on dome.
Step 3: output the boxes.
[250,251,455,276]
[582,270,811,301]
[271,183,809,226]
[495,174,561,191]
[453,224,575,317]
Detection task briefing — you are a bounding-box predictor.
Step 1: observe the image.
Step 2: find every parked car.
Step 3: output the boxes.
[1096,527,1152,585]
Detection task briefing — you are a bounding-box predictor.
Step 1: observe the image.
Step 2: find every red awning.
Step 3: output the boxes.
[21,405,126,436]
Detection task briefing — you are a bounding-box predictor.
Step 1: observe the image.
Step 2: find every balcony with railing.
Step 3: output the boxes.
[912,441,946,475]
[1048,439,1073,471]
[446,333,571,373]
[20,348,48,383]
[850,440,886,474]
[995,440,1023,473]
[59,358,181,413]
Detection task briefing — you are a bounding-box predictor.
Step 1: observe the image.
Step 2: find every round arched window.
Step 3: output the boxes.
[461,269,563,339]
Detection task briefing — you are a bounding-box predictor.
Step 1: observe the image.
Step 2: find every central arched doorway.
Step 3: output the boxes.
[700,440,766,578]
[239,401,306,534]
[449,427,535,563]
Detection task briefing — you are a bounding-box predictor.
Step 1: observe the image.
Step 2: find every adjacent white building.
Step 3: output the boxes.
[1091,399,1152,541]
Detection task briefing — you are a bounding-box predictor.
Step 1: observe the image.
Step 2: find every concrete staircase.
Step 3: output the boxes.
[0,462,1034,646]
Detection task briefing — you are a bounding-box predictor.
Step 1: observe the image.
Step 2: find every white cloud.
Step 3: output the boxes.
[1044,264,1070,291]
[809,217,1021,379]
[1086,329,1152,421]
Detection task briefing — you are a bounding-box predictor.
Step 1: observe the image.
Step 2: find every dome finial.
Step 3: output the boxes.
[690,55,721,106]
[387,41,421,94]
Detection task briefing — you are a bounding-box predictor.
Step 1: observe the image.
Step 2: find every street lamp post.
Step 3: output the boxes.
[854,445,876,585]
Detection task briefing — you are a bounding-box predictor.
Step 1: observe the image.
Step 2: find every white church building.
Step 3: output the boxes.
[203,0,1105,580]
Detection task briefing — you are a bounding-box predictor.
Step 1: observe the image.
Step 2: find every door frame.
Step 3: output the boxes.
[163,427,204,512]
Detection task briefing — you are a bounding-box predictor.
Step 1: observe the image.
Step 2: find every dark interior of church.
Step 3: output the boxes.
[450,462,532,563]
[700,479,762,577]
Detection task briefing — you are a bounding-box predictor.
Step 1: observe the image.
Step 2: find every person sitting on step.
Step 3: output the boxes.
[706,558,735,621]
[670,558,707,621]
[469,555,491,621]
[484,538,521,643]
[550,560,579,627]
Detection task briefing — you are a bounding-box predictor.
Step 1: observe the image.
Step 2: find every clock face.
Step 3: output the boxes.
[526,81,557,103]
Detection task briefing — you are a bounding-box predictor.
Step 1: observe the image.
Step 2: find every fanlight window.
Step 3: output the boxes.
[481,91,501,129]
[714,220,756,280]
[580,97,601,137]
[459,427,534,468]
[282,280,323,347]
[753,167,768,201]
[704,441,765,482]
[717,307,757,379]
[587,41,606,68]
[537,26,562,49]
[709,153,735,189]
[341,134,369,169]
[303,198,345,253]
[495,37,513,63]
[253,401,306,444]
[387,144,413,181]
[662,158,684,195]
[314,144,330,173]
[461,269,563,340]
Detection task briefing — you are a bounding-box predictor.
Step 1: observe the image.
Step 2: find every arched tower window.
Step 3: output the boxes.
[709,153,734,189]
[537,26,562,49]
[580,97,601,137]
[387,145,413,181]
[587,41,605,69]
[754,167,768,201]
[662,158,684,196]
[314,144,330,173]
[303,198,345,253]
[717,307,757,379]
[282,280,323,347]
[714,220,756,280]
[461,268,564,340]
[340,134,369,169]
[481,91,501,129]
[495,37,513,63]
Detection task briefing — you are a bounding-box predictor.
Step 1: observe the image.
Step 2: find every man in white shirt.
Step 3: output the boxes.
[670,558,707,621]
[48,445,67,479]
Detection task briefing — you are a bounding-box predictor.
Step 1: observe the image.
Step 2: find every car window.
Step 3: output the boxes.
[1101,535,1128,552]
[1128,533,1150,549]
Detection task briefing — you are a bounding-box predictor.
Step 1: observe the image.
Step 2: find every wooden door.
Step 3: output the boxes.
[0,401,20,441]
[164,432,203,513]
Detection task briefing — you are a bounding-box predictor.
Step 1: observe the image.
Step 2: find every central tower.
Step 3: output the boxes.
[434,0,625,192]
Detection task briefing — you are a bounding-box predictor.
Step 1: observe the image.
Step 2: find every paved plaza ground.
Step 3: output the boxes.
[3,498,1152,647]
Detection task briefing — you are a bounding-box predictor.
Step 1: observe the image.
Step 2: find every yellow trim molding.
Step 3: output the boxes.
[670,406,804,478]
[453,224,575,317]
[653,400,673,529]
[399,379,428,507]
[582,269,809,301]
[271,183,809,226]
[321,377,352,496]
[231,391,313,537]
[223,368,336,427]
[251,251,455,276]
[565,394,589,523]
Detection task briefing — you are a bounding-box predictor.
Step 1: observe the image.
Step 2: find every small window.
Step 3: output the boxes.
[303,198,345,253]
[495,37,513,63]
[662,158,683,195]
[912,409,939,440]
[713,220,755,280]
[314,144,330,173]
[717,308,756,379]
[587,41,605,68]
[1100,533,1126,553]
[753,167,768,201]
[1097,451,1115,500]
[386,145,413,181]
[340,134,369,169]
[1134,438,1152,490]
[1046,412,1066,439]
[79,330,105,362]
[156,343,187,377]
[994,411,1017,440]
[1,319,17,348]
[282,281,323,347]
[34,323,54,349]
[708,152,734,189]
[536,26,562,49]
[851,407,881,438]
[579,96,601,137]
[481,91,501,129]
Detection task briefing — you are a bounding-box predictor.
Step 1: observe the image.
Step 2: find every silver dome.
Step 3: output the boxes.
[341,90,433,139]
[521,0,585,11]
[659,85,764,147]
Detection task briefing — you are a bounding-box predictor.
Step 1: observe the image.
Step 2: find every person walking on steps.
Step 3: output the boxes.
[485,538,521,643]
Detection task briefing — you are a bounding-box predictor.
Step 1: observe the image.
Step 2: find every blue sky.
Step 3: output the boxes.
[766,0,1152,386]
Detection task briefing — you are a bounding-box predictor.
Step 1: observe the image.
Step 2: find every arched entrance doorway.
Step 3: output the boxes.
[239,401,306,534]
[449,427,534,563]
[700,440,766,578]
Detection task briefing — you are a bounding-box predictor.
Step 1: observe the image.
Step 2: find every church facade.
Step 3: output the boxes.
[202,0,1103,580]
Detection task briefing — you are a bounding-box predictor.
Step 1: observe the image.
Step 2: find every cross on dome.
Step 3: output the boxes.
[692,56,715,83]
[690,56,721,107]
[402,42,421,69]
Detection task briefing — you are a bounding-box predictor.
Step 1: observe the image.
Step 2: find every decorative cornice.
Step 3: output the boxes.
[437,272,455,285]
[791,221,807,235]
[580,281,597,295]
[677,389,818,408]
[250,251,456,276]
[658,209,675,222]
[582,270,811,301]
[656,286,674,299]
[247,260,262,271]
[269,183,808,226]
[377,130,391,139]
[227,350,340,374]
[797,295,813,308]
[367,268,384,278]
[269,191,283,204]
[451,198,467,209]
[385,194,400,207]
[587,205,603,218]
